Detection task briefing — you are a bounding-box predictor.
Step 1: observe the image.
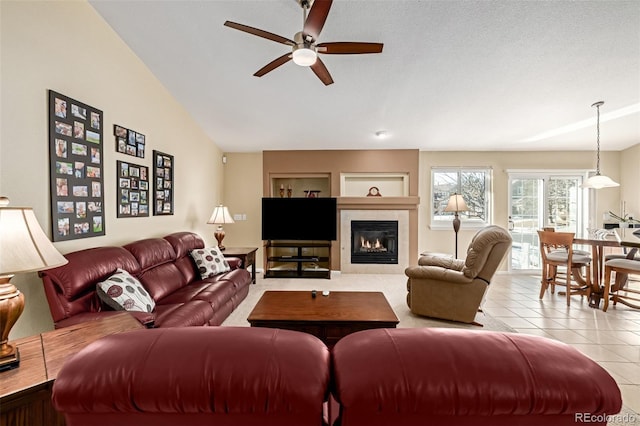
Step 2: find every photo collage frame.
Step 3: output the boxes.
[114,124,145,158]
[117,160,149,218]
[153,150,174,215]
[48,90,105,241]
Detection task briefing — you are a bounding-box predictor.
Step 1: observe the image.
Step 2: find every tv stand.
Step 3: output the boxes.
[264,241,331,279]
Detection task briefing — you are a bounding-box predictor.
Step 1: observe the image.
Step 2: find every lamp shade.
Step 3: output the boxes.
[444,194,469,213]
[581,174,620,189]
[0,205,68,275]
[207,205,235,225]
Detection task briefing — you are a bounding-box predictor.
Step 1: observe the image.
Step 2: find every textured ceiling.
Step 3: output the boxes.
[89,0,640,152]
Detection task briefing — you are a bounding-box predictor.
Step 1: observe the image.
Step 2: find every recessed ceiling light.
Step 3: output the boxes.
[375,130,388,139]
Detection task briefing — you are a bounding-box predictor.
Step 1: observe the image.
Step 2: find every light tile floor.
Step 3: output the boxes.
[485,273,640,415]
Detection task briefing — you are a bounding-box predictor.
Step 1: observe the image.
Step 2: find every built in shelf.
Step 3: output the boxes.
[270,174,331,198]
[340,173,409,197]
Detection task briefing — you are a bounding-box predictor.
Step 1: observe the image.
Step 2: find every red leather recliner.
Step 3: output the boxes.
[331,328,622,426]
[52,327,331,426]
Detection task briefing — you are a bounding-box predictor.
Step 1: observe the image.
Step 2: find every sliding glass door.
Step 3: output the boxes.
[508,173,585,271]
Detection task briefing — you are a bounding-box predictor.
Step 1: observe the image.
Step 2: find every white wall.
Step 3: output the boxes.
[418,150,623,261]
[1,0,224,338]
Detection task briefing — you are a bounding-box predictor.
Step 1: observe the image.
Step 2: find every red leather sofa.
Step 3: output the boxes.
[52,327,621,426]
[331,328,622,426]
[39,232,251,328]
[53,327,331,426]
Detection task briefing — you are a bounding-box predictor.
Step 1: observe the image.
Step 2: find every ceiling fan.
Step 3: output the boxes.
[224,0,383,86]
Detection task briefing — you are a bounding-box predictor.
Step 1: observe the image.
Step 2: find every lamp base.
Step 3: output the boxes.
[452,213,461,258]
[0,347,20,372]
[214,226,226,251]
[0,277,25,370]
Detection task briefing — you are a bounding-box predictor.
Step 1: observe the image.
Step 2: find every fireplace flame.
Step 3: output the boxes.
[359,236,387,252]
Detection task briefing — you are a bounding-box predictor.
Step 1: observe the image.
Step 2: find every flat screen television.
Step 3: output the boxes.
[262,197,337,241]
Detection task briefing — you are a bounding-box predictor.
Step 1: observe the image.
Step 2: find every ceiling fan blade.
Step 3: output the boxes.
[317,42,384,54]
[310,57,334,86]
[224,21,295,46]
[254,53,293,77]
[303,0,333,41]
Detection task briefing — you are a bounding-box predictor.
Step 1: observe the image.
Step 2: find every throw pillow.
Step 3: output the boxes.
[96,268,155,312]
[191,247,231,279]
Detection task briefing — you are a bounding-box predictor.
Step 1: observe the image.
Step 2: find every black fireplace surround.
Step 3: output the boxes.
[351,220,398,264]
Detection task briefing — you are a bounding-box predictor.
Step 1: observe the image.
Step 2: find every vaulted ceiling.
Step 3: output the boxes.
[89,0,640,152]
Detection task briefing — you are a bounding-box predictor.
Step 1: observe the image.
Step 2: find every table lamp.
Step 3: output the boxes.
[207,205,235,251]
[444,193,469,258]
[0,197,68,370]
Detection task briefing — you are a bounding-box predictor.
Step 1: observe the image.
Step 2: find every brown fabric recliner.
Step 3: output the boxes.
[405,225,512,324]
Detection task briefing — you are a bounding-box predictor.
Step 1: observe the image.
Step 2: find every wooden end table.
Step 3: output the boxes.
[247,290,399,347]
[0,313,143,426]
[223,247,258,283]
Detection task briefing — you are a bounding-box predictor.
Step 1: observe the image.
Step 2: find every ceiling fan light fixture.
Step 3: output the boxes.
[292,45,317,66]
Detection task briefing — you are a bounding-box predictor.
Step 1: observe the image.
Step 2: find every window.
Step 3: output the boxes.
[431,168,492,228]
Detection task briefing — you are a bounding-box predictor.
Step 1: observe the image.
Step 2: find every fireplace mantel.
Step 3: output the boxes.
[337,196,420,211]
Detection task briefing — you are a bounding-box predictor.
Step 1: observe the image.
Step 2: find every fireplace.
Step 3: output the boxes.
[351,220,398,264]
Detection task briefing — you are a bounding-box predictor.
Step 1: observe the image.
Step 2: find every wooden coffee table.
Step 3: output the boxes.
[247,290,399,346]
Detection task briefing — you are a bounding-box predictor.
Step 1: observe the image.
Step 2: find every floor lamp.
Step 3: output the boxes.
[444,193,469,258]
[207,205,235,251]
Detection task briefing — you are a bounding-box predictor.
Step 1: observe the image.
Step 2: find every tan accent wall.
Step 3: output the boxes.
[263,150,420,270]
[221,152,263,249]
[1,1,223,339]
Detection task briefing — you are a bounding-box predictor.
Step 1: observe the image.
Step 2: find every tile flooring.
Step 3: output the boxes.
[485,273,640,415]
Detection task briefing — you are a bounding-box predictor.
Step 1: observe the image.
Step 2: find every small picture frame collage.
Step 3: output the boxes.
[153,150,174,215]
[117,161,149,218]
[114,124,145,158]
[48,90,105,241]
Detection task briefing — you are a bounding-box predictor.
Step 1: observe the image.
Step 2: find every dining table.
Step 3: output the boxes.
[572,227,640,308]
[616,226,640,249]
[573,229,624,308]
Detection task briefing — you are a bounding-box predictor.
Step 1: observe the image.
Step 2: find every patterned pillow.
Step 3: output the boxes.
[96,268,155,312]
[191,247,231,279]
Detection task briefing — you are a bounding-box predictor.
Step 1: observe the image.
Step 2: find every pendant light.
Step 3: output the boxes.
[581,101,619,189]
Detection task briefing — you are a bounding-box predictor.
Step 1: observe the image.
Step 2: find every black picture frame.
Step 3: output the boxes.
[114,124,145,158]
[48,90,105,241]
[116,160,150,218]
[153,150,174,215]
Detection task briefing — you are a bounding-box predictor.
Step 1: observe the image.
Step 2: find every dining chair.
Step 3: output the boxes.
[602,248,640,312]
[538,230,592,306]
[542,227,591,256]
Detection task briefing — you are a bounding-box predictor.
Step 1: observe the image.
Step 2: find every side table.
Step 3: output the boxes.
[223,247,258,283]
[0,312,143,426]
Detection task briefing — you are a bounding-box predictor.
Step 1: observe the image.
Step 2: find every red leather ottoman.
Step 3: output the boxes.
[52,327,330,426]
[331,328,622,426]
